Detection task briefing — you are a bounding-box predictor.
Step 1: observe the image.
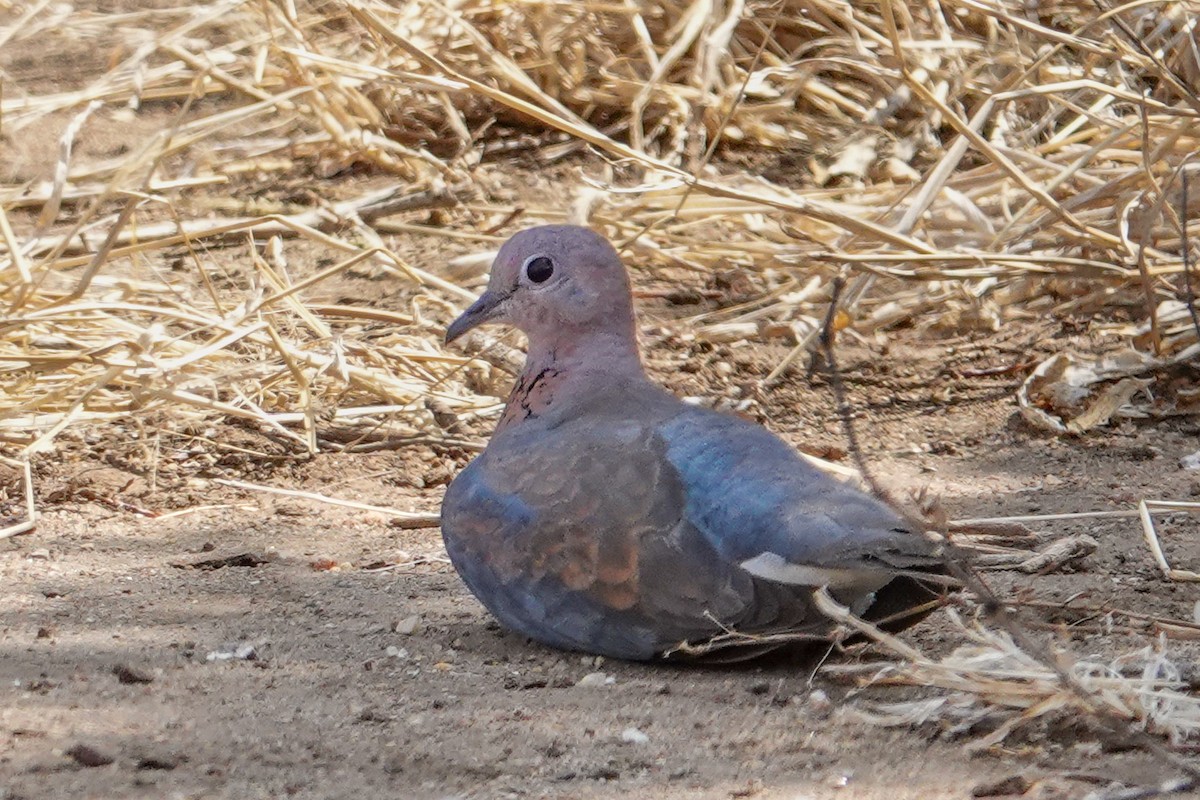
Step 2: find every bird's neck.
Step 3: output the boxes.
[496,329,644,432]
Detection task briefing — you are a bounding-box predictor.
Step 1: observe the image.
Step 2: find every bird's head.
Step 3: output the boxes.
[445,225,636,347]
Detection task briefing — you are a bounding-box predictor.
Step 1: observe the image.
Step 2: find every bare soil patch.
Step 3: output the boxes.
[3,313,1199,799]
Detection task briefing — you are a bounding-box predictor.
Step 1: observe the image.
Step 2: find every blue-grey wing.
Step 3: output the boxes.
[440,420,767,659]
[659,407,942,589]
[441,409,941,661]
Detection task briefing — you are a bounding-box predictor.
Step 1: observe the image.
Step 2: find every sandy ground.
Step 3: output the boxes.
[3,325,1200,799]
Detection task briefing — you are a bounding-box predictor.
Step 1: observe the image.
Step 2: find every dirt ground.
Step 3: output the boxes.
[4,23,1200,800]
[4,307,1200,800]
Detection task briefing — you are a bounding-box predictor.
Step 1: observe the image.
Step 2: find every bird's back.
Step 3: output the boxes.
[441,378,944,660]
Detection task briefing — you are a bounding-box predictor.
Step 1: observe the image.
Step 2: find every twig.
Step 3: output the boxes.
[817,276,883,498]
[1179,163,1200,345]
[816,256,1200,781]
[1083,776,1197,800]
[0,456,36,539]
[211,478,440,527]
[1139,500,1200,582]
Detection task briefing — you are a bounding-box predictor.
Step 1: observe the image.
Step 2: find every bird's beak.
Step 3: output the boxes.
[445,289,508,345]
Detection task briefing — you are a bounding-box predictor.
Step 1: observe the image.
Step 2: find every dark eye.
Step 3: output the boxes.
[524,256,554,283]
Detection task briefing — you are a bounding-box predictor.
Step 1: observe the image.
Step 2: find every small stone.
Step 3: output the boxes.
[136,753,180,770]
[385,646,409,659]
[36,627,53,639]
[619,727,649,745]
[731,778,765,797]
[27,548,51,560]
[575,671,613,688]
[355,707,391,723]
[205,642,257,662]
[393,615,420,635]
[972,775,1033,797]
[759,322,797,343]
[805,689,833,717]
[113,664,154,684]
[66,743,115,767]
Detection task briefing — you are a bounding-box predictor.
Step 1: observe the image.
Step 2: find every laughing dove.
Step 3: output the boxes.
[441,225,946,661]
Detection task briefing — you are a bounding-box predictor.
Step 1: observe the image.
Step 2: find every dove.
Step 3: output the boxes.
[440,225,947,661]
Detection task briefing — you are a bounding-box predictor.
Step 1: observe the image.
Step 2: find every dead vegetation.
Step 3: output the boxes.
[3,0,1200,785]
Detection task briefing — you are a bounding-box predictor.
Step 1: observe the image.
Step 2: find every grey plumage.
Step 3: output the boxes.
[441,225,947,661]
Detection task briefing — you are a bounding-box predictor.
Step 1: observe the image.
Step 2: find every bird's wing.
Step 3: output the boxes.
[657,406,944,591]
[440,417,762,659]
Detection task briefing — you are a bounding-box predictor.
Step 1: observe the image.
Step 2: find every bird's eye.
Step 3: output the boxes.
[524,256,555,284]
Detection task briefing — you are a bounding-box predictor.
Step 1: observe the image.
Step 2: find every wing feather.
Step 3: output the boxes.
[659,407,943,584]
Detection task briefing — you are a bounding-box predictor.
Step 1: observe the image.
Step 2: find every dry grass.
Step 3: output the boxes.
[821,596,1200,749]
[3,0,1200,771]
[2,0,1197,453]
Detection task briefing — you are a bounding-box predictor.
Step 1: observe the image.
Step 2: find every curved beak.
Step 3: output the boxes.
[445,290,508,345]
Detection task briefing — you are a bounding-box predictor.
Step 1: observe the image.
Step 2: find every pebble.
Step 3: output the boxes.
[619,727,649,745]
[575,671,614,688]
[27,548,51,560]
[136,753,180,771]
[385,646,410,660]
[66,743,114,767]
[971,774,1032,797]
[804,689,833,718]
[113,664,155,684]
[205,642,257,662]
[393,615,420,635]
